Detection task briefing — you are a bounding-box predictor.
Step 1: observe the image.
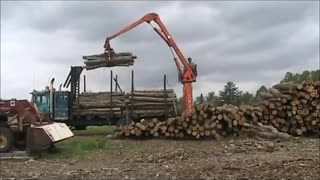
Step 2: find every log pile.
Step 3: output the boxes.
[126,89,177,118]
[257,80,320,136]
[115,80,319,139]
[72,89,177,119]
[73,92,126,117]
[115,103,277,140]
[83,52,137,70]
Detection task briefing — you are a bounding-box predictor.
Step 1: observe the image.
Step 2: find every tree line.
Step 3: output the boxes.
[175,70,319,113]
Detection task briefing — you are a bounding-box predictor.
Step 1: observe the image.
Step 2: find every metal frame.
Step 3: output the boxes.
[60,67,126,127]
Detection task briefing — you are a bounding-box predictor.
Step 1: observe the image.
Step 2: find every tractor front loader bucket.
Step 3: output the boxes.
[26,122,73,152]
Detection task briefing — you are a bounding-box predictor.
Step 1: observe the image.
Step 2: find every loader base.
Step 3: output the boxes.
[0,150,32,160]
[26,123,74,152]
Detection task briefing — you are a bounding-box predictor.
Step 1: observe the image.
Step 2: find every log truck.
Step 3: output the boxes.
[103,12,198,113]
[0,79,74,153]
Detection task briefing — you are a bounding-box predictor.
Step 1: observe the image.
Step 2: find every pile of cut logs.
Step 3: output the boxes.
[83,52,137,70]
[257,80,320,136]
[115,103,289,140]
[73,92,126,117]
[126,89,177,118]
[115,80,319,139]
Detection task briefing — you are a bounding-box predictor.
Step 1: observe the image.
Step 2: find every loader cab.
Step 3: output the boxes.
[32,90,50,115]
[31,89,71,121]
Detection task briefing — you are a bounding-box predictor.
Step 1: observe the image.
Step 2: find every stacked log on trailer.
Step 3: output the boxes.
[73,89,177,119]
[257,80,320,136]
[115,103,290,140]
[126,89,177,118]
[83,52,137,70]
[73,92,126,117]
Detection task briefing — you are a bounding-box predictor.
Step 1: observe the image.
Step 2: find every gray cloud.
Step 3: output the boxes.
[1,1,319,99]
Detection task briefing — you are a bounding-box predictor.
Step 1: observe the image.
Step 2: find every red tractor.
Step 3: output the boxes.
[0,98,73,153]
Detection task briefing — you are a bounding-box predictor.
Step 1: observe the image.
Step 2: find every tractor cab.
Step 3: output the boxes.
[31,85,71,121]
[31,89,50,116]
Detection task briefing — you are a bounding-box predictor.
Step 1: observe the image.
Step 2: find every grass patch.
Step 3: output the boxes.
[73,126,114,135]
[35,126,128,159]
[38,136,119,159]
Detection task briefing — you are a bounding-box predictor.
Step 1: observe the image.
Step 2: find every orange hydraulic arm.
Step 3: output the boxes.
[104,13,197,113]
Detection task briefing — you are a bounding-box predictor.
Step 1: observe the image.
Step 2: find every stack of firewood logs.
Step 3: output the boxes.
[83,52,137,70]
[126,89,177,118]
[115,80,319,139]
[257,80,320,136]
[73,89,177,118]
[115,103,289,140]
[73,92,126,117]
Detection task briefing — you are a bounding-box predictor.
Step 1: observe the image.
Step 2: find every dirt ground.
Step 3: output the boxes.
[0,137,319,180]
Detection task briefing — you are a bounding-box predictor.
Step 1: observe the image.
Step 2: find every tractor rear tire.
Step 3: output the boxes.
[0,127,14,153]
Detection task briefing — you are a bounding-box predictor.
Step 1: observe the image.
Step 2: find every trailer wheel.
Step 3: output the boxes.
[0,127,14,153]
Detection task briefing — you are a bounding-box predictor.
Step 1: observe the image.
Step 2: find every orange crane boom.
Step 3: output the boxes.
[104,12,197,113]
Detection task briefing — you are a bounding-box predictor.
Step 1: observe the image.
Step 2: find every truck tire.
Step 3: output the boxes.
[0,127,14,153]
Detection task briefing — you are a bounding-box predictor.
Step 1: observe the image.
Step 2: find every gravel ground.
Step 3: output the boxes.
[0,137,319,179]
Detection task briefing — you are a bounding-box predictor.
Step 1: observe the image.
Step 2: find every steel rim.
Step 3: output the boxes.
[0,134,8,149]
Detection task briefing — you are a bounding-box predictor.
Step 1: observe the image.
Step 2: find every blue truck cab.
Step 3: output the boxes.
[31,88,70,121]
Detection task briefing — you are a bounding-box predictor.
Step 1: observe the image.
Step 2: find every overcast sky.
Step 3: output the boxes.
[1,1,319,100]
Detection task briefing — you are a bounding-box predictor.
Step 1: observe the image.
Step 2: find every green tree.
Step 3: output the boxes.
[219,82,242,105]
[238,91,255,105]
[195,93,205,105]
[311,70,320,81]
[175,97,184,114]
[205,91,222,105]
[300,70,311,82]
[283,72,293,82]
[282,70,319,83]
[205,91,215,103]
[255,85,268,102]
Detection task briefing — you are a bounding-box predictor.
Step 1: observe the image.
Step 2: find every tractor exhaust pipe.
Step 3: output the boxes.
[50,78,55,119]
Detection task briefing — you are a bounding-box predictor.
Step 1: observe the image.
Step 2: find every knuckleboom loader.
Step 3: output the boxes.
[103,12,198,113]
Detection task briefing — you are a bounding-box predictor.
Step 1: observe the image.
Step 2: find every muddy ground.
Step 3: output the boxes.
[0,137,319,179]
